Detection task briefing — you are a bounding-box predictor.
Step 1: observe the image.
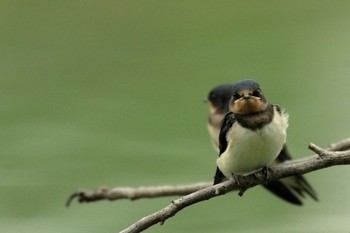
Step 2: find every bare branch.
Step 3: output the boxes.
[66,138,350,206]
[65,183,211,207]
[119,140,350,233]
[327,138,350,151]
[66,139,350,232]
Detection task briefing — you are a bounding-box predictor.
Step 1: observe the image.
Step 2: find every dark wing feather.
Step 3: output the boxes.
[263,180,303,205]
[213,112,236,185]
[275,144,292,162]
[263,145,318,205]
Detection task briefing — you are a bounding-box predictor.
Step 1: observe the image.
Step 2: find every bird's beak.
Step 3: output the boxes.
[240,90,253,100]
[242,94,252,100]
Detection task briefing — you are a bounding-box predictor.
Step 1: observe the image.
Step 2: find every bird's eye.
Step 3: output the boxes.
[232,92,241,100]
[252,90,261,97]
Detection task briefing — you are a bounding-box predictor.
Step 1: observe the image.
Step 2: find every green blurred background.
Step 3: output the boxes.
[1,1,350,232]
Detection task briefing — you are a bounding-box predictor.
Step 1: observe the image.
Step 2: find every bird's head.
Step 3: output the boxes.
[229,79,268,115]
[207,84,233,115]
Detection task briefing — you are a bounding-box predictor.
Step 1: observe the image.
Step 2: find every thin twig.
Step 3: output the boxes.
[119,141,350,233]
[66,139,350,232]
[66,138,350,206]
[65,183,211,207]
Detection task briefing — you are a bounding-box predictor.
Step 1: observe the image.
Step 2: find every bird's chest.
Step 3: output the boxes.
[217,118,286,176]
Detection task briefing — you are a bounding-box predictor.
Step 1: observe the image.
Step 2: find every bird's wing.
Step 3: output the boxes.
[263,145,318,205]
[213,112,236,184]
[218,112,236,155]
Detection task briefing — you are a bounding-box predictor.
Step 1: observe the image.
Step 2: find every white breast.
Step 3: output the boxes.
[216,110,288,177]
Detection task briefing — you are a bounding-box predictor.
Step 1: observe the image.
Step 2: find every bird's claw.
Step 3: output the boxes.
[256,166,272,184]
[232,174,247,196]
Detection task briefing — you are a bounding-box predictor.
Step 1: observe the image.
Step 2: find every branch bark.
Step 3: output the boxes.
[66,138,350,206]
[66,138,350,233]
[65,183,211,206]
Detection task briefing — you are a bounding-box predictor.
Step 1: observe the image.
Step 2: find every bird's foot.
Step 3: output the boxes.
[232,174,247,196]
[261,166,272,184]
[252,166,271,185]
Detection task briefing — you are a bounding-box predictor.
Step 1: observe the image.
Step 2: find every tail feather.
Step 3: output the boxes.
[263,181,303,205]
[294,176,318,201]
[264,175,318,205]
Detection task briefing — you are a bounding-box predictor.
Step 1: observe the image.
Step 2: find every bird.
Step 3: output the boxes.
[206,80,318,205]
[207,84,233,151]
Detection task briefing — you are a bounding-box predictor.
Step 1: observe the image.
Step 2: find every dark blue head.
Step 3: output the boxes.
[230,79,267,114]
[207,84,233,114]
[232,79,260,94]
[231,79,265,102]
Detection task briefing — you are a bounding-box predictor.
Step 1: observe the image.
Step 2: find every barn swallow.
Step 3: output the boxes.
[207,84,233,151]
[207,80,318,205]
